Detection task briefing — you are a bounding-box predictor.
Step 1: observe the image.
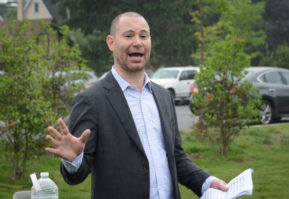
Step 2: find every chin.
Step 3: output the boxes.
[126,64,146,73]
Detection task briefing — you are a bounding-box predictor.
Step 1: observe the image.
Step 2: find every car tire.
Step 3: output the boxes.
[189,102,195,114]
[259,100,273,124]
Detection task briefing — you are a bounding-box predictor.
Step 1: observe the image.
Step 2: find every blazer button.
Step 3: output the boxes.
[143,193,149,198]
[143,163,149,169]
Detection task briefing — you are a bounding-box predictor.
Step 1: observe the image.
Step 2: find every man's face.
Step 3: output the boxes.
[107,16,151,73]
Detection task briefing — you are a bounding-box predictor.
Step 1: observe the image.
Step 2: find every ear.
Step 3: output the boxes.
[106,35,114,51]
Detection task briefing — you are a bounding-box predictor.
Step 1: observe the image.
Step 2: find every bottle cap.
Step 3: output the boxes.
[40,172,49,177]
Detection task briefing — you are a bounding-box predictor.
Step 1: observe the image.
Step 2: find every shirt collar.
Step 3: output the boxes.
[111,66,152,92]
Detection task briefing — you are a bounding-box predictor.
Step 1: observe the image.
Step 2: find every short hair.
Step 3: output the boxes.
[110,12,147,36]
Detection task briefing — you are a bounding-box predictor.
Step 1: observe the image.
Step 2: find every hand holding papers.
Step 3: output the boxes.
[201,169,254,199]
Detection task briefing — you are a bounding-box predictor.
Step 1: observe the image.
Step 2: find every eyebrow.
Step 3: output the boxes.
[122,29,150,35]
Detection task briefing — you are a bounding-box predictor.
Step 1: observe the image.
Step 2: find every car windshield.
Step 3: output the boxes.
[151,70,179,79]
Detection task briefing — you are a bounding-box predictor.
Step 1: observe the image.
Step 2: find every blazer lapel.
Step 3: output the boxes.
[102,72,146,156]
[151,83,179,198]
[151,83,174,155]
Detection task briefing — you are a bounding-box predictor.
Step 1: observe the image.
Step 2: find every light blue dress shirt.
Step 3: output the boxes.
[111,68,174,199]
[62,67,215,198]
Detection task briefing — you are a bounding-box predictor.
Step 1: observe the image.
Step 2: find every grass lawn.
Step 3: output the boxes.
[1,123,289,198]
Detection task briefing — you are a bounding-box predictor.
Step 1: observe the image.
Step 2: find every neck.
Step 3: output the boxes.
[114,66,145,92]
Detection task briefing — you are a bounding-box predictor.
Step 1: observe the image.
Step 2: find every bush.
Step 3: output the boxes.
[192,34,261,155]
[0,20,86,179]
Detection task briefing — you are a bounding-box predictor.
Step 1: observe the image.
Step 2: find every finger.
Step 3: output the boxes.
[45,147,64,158]
[45,147,59,155]
[219,182,229,191]
[58,118,70,135]
[45,135,58,147]
[80,129,91,143]
[48,126,62,140]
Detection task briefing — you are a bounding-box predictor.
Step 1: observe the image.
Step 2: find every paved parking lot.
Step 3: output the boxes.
[175,104,198,130]
[175,104,289,130]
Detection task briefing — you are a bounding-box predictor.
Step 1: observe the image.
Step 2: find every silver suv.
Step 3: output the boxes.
[151,66,199,102]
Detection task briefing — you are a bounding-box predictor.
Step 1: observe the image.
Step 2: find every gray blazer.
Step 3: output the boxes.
[60,71,210,199]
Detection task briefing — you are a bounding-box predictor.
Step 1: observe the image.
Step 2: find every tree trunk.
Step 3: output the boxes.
[199,0,205,65]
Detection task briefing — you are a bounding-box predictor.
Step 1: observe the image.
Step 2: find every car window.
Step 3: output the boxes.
[180,70,197,80]
[281,72,289,85]
[151,70,179,79]
[261,72,284,85]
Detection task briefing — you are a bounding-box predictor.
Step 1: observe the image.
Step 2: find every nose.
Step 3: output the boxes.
[132,36,142,47]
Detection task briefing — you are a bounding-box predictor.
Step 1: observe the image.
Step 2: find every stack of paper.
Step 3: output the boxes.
[200,168,254,199]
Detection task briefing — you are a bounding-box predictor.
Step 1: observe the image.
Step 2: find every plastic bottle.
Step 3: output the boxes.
[31,172,58,199]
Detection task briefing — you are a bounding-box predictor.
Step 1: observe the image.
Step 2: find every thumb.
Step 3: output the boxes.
[80,129,91,143]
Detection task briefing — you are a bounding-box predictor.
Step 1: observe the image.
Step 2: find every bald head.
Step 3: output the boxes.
[110,12,148,36]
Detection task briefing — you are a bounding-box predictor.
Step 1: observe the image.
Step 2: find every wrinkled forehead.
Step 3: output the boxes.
[115,15,150,35]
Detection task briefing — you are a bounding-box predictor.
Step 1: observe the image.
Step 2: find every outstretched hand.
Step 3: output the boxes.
[45,118,91,161]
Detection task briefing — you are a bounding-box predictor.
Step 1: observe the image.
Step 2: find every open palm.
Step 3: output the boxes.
[45,118,91,161]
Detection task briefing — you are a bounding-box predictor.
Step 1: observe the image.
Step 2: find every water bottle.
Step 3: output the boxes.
[31,172,58,199]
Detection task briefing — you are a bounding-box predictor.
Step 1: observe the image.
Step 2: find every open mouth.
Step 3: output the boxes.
[128,53,144,63]
[129,53,144,57]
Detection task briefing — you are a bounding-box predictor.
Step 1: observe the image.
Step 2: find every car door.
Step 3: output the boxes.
[260,71,289,115]
[178,70,198,98]
[279,71,289,114]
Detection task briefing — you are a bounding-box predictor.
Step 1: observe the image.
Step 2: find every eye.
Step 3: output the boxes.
[125,34,133,38]
[140,35,148,39]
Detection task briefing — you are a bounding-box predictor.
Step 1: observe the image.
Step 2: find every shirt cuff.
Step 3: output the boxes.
[201,176,218,195]
[61,152,84,174]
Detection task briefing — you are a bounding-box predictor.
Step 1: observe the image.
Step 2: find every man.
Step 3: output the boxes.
[45,12,228,199]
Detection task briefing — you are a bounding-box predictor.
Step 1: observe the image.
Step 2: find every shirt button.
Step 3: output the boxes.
[143,193,149,198]
[143,163,149,169]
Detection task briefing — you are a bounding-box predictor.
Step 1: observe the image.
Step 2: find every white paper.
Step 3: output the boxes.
[30,173,41,191]
[200,168,254,199]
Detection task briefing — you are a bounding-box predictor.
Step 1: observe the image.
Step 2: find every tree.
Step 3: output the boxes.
[69,28,113,73]
[262,0,289,51]
[255,0,289,66]
[38,22,87,119]
[3,6,16,20]
[0,21,55,179]
[58,0,198,72]
[0,20,86,179]
[192,35,261,155]
[191,0,264,155]
[259,44,289,69]
[192,0,266,65]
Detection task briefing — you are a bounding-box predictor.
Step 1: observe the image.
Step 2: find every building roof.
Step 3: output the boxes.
[42,0,67,24]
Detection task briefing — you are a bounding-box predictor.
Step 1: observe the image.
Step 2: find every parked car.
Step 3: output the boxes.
[151,66,200,102]
[52,70,98,96]
[189,66,289,124]
[145,69,154,78]
[244,67,289,124]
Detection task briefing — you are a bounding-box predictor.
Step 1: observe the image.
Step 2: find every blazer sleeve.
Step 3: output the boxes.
[60,93,98,185]
[171,95,210,197]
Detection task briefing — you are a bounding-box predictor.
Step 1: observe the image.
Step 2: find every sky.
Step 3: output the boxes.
[0,0,8,3]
